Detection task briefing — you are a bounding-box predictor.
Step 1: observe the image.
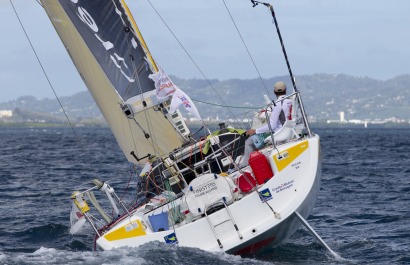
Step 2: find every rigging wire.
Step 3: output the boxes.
[222,0,272,101]
[114,0,171,161]
[126,117,140,158]
[134,73,166,158]
[250,0,312,136]
[10,0,78,138]
[13,0,117,187]
[132,66,172,158]
[145,0,242,126]
[113,0,155,157]
[192,98,261,110]
[131,64,172,158]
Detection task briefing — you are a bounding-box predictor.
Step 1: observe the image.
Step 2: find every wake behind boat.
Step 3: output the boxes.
[34,0,332,256]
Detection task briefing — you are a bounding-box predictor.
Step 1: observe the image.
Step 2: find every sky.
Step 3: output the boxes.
[0,0,409,101]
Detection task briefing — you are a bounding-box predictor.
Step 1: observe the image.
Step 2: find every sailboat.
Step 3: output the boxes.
[40,0,322,255]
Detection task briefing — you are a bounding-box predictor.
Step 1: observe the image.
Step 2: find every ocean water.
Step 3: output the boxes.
[0,127,409,265]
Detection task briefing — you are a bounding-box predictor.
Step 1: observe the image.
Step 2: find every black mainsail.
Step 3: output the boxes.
[41,0,184,163]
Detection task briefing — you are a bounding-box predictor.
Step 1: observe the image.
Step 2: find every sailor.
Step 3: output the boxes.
[239,81,292,167]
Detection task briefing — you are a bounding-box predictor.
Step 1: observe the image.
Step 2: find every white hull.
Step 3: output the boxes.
[229,156,321,254]
[96,135,321,255]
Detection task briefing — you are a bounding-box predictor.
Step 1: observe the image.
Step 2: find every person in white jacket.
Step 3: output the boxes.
[239,81,292,167]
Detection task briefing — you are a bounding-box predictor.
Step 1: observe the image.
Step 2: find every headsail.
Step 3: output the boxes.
[40,0,186,163]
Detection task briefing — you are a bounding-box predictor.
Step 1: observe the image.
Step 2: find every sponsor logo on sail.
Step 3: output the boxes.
[69,0,136,82]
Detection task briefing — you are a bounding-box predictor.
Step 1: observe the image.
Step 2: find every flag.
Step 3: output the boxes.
[148,68,177,102]
[169,88,202,120]
[139,161,152,177]
[149,67,202,120]
[69,202,87,235]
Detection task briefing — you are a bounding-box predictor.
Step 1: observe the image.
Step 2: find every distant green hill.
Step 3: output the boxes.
[172,74,410,121]
[1,74,409,123]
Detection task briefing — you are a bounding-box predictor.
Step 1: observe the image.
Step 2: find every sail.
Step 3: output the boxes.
[40,0,185,163]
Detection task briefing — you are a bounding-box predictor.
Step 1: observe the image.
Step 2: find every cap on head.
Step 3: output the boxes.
[274,81,286,93]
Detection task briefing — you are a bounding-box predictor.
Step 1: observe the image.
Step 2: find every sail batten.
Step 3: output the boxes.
[41,0,183,163]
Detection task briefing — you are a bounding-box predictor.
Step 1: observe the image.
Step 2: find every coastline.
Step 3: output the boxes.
[1,121,409,129]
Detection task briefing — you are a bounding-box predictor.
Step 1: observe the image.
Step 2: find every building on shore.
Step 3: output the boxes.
[0,110,12,118]
[326,110,409,126]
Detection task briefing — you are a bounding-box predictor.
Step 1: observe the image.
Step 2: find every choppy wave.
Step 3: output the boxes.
[0,244,275,265]
[0,127,409,264]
